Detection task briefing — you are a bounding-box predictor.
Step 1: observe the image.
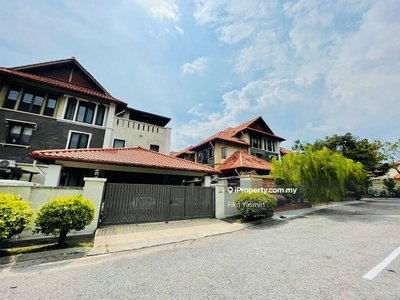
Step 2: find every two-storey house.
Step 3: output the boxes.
[173,117,286,172]
[0,57,171,184]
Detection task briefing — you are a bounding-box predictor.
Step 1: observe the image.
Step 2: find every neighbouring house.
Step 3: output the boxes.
[0,57,171,184]
[370,161,400,195]
[29,146,220,187]
[172,116,286,169]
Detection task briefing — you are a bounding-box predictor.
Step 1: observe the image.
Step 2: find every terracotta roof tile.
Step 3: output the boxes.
[280,147,291,154]
[0,67,125,105]
[30,147,220,174]
[171,146,195,157]
[192,127,249,149]
[218,151,272,171]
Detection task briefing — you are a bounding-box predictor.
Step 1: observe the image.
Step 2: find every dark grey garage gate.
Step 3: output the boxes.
[100,183,215,226]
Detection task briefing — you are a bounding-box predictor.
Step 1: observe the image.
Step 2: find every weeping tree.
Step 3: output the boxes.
[271,146,367,204]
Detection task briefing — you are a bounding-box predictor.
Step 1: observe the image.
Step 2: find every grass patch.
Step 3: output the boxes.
[7,241,94,255]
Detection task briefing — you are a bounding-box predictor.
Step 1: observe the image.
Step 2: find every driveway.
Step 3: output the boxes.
[1,199,400,299]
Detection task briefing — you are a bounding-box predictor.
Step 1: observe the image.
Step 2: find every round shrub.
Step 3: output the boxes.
[283,193,293,204]
[0,193,34,240]
[273,194,287,206]
[34,195,95,246]
[234,192,277,217]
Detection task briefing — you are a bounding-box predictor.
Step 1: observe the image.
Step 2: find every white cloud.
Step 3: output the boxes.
[216,23,255,44]
[150,2,180,22]
[175,25,184,35]
[181,57,208,75]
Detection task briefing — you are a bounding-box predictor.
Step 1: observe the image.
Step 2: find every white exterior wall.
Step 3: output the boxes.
[111,117,172,154]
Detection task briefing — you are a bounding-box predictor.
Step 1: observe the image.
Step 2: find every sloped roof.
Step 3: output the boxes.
[10,57,110,95]
[218,151,272,172]
[280,147,291,154]
[171,146,195,157]
[30,147,220,174]
[189,117,285,151]
[191,127,250,149]
[0,60,125,105]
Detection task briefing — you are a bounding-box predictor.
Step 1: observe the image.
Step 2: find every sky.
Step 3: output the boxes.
[0,0,399,152]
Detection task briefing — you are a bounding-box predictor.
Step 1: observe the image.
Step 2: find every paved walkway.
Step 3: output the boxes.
[88,219,243,256]
[88,200,363,256]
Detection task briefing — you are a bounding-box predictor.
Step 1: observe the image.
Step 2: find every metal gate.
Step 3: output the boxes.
[100,183,215,226]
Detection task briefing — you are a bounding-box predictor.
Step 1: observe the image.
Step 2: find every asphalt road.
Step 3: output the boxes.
[1,199,400,300]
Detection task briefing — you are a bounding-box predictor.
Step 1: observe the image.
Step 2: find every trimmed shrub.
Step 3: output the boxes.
[34,195,95,246]
[273,194,287,206]
[283,193,293,203]
[234,192,277,218]
[0,193,34,240]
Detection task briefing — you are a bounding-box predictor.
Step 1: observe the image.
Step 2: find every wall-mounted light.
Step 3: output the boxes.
[94,169,100,178]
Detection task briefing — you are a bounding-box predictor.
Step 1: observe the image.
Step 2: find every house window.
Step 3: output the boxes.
[198,151,204,163]
[267,139,272,151]
[209,148,214,158]
[221,147,227,159]
[6,124,34,145]
[150,144,160,152]
[67,131,90,149]
[76,101,96,124]
[43,94,59,117]
[3,86,20,109]
[252,136,261,149]
[113,139,125,148]
[18,89,45,114]
[64,97,107,126]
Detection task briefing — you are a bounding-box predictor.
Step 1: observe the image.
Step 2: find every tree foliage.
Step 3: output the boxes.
[0,193,34,240]
[34,195,95,246]
[383,178,397,197]
[381,140,400,174]
[271,146,367,204]
[292,133,387,176]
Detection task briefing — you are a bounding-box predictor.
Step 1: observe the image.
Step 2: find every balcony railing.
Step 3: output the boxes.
[114,117,166,135]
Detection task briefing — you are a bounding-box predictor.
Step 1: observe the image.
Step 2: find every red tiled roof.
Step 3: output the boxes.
[30,147,220,174]
[280,147,291,154]
[218,151,272,171]
[171,146,195,157]
[192,127,249,149]
[190,117,285,150]
[0,67,125,105]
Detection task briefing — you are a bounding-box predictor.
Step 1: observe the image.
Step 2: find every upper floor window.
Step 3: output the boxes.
[3,86,20,109]
[251,136,261,148]
[264,139,276,152]
[64,97,107,126]
[221,147,227,159]
[150,144,160,152]
[6,122,35,146]
[2,85,59,117]
[209,148,214,158]
[113,139,125,148]
[67,131,91,149]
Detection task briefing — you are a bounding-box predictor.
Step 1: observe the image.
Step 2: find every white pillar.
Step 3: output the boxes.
[83,177,107,233]
[203,175,212,187]
[214,183,226,219]
[43,164,62,187]
[102,103,116,148]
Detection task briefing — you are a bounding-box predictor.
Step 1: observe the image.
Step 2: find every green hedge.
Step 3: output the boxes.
[234,192,277,217]
[0,193,34,240]
[34,195,95,246]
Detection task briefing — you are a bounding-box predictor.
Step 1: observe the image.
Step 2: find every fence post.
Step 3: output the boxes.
[214,183,226,219]
[83,177,107,232]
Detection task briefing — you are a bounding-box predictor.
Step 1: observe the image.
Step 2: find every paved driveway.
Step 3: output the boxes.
[1,199,400,300]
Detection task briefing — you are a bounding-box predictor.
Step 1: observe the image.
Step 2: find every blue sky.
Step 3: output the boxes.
[0,0,399,151]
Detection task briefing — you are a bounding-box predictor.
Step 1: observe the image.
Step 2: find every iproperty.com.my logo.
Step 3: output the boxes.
[226,187,297,194]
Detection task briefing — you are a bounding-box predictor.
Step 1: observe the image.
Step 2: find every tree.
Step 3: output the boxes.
[34,195,95,246]
[271,146,367,204]
[381,140,400,174]
[383,178,397,197]
[292,133,388,176]
[0,193,34,240]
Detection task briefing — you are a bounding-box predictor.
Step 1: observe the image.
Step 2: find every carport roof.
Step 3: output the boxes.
[218,150,272,172]
[30,147,220,174]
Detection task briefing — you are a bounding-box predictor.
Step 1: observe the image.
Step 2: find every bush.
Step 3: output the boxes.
[0,193,34,240]
[283,193,293,203]
[273,194,287,206]
[234,192,277,218]
[34,195,95,246]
